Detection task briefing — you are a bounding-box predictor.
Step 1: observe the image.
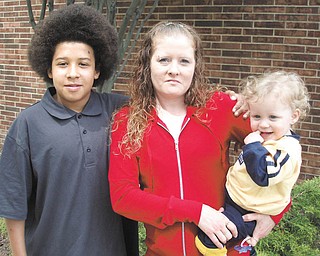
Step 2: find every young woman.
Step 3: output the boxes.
[109,22,286,255]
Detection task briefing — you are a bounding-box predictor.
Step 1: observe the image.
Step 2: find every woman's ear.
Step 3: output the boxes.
[291,109,301,125]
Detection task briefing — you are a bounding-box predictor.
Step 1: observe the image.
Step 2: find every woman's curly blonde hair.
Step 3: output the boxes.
[115,21,217,155]
[239,70,310,120]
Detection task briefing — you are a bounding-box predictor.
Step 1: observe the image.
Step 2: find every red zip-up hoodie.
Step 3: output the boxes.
[109,92,284,256]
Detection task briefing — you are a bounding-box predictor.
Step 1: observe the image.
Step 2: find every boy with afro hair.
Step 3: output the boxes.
[0,4,138,256]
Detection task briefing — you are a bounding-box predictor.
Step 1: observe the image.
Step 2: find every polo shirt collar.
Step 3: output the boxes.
[40,87,102,120]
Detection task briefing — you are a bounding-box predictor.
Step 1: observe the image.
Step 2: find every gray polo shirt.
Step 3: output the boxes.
[0,87,129,255]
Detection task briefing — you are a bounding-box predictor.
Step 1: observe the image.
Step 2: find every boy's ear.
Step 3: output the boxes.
[94,70,100,80]
[291,109,301,125]
[48,69,53,79]
[94,64,100,80]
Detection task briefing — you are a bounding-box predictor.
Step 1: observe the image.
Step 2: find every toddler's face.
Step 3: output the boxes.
[249,94,300,141]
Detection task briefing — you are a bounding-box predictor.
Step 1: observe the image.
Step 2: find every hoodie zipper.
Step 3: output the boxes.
[157,117,190,256]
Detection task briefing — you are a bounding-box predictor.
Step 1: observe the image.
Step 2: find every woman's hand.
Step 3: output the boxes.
[243,213,275,246]
[198,205,238,248]
[225,90,249,119]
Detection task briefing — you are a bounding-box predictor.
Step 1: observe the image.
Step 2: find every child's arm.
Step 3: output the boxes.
[240,131,269,186]
[241,132,293,187]
[5,218,27,256]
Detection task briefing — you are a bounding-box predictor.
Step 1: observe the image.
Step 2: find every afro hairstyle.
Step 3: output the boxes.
[28,4,118,87]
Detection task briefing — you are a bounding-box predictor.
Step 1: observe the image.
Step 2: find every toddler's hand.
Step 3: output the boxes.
[244,131,264,145]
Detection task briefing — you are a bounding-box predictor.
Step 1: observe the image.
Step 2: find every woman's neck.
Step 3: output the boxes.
[156,97,187,116]
[156,99,187,141]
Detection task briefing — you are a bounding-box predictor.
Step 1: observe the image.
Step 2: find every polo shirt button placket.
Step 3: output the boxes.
[76,114,92,165]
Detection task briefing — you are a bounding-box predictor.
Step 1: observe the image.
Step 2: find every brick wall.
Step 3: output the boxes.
[0,0,47,146]
[0,0,319,179]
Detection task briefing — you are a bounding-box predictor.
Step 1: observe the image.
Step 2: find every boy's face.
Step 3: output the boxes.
[48,42,100,112]
[249,94,300,142]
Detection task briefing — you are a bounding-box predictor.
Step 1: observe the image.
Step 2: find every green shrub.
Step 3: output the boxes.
[0,218,7,236]
[257,177,320,256]
[139,222,147,255]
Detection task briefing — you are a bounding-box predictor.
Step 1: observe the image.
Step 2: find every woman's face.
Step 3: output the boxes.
[150,33,196,103]
[48,42,100,112]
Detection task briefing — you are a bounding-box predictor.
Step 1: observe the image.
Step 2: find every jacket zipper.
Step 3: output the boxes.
[158,118,190,256]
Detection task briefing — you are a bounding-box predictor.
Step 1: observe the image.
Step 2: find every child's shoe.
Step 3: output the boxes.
[234,236,255,255]
[195,235,227,256]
